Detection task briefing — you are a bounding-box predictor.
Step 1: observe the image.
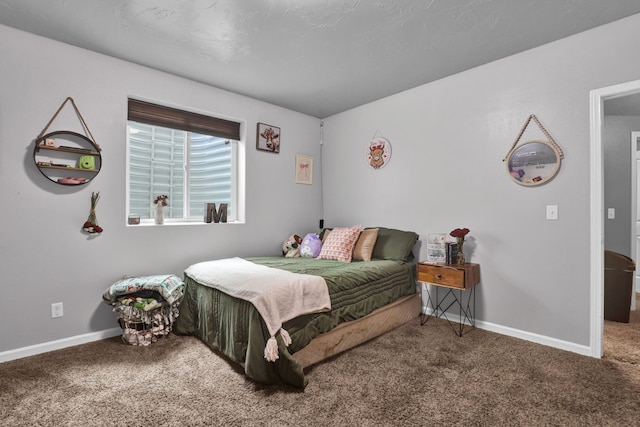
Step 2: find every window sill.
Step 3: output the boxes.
[127,220,243,227]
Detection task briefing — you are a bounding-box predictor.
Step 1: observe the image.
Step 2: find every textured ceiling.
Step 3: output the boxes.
[1,0,640,118]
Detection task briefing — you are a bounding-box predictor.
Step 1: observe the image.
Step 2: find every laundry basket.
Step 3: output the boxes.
[604,250,636,323]
[103,274,184,345]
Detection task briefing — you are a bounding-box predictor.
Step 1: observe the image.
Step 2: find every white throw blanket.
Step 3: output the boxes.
[185,257,331,361]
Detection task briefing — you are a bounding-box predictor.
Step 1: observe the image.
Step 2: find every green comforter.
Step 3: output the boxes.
[174,257,415,388]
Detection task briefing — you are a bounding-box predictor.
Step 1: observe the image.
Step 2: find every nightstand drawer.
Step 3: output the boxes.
[416,263,480,289]
[417,265,465,288]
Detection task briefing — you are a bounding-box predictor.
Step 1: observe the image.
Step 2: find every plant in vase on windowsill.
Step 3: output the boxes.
[154,195,168,224]
[450,227,470,265]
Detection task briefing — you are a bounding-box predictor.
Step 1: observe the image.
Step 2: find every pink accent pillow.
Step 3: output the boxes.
[317,225,361,262]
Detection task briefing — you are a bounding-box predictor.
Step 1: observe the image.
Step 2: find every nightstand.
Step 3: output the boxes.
[416,262,480,336]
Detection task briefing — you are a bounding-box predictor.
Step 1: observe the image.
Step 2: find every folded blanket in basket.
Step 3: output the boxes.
[103,274,184,305]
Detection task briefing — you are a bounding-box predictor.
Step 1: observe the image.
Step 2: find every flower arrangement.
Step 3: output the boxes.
[450,227,470,265]
[450,228,470,239]
[83,191,103,235]
[154,195,168,224]
[153,195,168,206]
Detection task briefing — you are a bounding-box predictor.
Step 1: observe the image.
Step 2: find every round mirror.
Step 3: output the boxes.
[505,140,561,186]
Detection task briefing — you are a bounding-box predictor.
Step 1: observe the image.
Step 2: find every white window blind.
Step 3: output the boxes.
[188,133,233,217]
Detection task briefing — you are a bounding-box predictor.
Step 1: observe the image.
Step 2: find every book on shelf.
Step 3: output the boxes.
[446,242,459,265]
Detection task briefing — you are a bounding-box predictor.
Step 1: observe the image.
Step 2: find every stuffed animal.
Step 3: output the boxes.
[300,233,322,258]
[282,234,302,257]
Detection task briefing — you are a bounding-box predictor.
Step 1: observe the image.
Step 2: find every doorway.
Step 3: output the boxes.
[590,80,640,358]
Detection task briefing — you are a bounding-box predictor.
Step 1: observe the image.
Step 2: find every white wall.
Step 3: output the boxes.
[0,25,322,354]
[322,13,640,349]
[5,13,640,360]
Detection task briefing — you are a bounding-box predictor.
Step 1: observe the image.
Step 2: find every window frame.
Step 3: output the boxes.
[126,98,243,225]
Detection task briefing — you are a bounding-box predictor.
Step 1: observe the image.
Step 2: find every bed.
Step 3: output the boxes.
[173,226,421,388]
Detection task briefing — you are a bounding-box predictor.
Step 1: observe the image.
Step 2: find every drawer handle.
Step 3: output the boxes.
[436,274,442,279]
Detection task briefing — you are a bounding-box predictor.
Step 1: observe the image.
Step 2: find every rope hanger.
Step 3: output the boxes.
[503,114,562,162]
[37,97,101,150]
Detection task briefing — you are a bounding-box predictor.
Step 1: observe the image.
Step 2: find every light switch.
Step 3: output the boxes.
[608,208,615,219]
[546,205,558,220]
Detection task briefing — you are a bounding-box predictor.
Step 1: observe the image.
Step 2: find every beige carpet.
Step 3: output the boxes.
[1,297,639,426]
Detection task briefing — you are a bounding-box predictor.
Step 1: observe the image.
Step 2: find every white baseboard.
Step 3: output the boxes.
[2,310,595,364]
[421,306,593,357]
[0,327,122,363]
[475,320,592,357]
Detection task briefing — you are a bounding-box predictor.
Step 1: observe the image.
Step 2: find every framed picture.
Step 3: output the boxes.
[295,154,313,185]
[256,123,280,153]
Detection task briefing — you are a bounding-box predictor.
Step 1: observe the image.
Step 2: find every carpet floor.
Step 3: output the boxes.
[1,297,639,426]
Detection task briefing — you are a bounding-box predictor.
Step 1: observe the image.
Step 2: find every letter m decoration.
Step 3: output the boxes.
[205,203,228,223]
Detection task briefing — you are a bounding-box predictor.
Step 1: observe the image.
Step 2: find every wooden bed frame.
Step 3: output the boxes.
[294,293,421,368]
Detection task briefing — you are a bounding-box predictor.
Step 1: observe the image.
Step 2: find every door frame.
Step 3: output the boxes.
[631,131,640,310]
[590,80,640,358]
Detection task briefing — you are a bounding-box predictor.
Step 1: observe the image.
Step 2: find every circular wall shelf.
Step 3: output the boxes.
[33,131,102,186]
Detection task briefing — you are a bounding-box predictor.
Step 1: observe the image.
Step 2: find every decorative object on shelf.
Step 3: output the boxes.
[256,123,280,153]
[450,228,470,265]
[154,195,168,224]
[365,133,392,169]
[77,155,95,169]
[446,242,459,265]
[295,154,313,184]
[205,202,228,223]
[82,191,103,235]
[128,214,140,225]
[58,176,88,185]
[503,115,563,187]
[426,233,447,263]
[33,97,102,186]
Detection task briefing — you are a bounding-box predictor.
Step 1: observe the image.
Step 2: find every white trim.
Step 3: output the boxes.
[632,131,640,311]
[590,88,605,358]
[2,317,593,365]
[419,279,592,356]
[476,320,592,356]
[420,304,592,356]
[0,327,121,363]
[590,79,640,359]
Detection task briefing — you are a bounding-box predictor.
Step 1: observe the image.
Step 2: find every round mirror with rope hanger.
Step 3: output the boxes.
[503,115,563,186]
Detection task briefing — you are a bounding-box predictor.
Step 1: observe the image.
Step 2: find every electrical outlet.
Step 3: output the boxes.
[51,302,63,318]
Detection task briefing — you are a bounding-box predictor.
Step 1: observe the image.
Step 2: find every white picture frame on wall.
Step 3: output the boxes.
[295,154,313,185]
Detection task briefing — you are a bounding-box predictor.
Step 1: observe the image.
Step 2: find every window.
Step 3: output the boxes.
[127,99,241,223]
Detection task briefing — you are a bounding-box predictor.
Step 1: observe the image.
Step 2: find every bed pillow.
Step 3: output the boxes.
[319,228,332,242]
[317,225,361,262]
[368,227,419,262]
[352,228,379,262]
